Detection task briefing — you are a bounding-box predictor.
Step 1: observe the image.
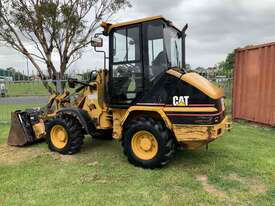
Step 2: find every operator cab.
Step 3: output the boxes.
[100,16,186,107]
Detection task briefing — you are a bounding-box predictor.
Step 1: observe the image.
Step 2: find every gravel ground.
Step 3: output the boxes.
[0,96,48,105]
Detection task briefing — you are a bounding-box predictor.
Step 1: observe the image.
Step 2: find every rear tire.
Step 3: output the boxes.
[47,114,84,155]
[122,117,175,169]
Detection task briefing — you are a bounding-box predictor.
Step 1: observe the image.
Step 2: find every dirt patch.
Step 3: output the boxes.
[226,173,267,194]
[249,180,267,194]
[196,175,228,199]
[227,173,244,182]
[0,144,76,164]
[199,204,210,206]
[0,144,46,164]
[50,152,76,162]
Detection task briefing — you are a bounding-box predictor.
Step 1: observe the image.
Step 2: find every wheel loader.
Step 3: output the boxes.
[7,16,231,169]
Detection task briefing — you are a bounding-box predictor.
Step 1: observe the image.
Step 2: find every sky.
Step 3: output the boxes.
[0,0,275,75]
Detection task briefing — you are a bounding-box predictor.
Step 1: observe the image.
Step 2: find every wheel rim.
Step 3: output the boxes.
[50,125,68,149]
[131,131,158,160]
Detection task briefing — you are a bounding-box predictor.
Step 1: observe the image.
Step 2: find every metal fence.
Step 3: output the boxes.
[0,80,61,123]
[0,68,95,82]
[0,76,232,123]
[209,77,233,114]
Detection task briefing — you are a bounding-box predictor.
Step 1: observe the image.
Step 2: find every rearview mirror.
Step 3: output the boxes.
[91,37,103,47]
[90,70,97,81]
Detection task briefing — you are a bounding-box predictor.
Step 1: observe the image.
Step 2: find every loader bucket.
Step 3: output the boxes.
[7,111,36,146]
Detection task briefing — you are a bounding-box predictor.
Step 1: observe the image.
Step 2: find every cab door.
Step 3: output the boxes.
[109,25,143,107]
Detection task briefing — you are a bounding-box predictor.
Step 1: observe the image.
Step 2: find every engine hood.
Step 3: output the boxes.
[167,69,225,99]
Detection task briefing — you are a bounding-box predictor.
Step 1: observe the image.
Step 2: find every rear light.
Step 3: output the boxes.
[221,98,225,111]
[193,115,222,124]
[194,117,213,124]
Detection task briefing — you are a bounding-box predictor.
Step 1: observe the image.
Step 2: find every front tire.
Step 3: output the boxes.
[47,115,84,155]
[122,117,175,169]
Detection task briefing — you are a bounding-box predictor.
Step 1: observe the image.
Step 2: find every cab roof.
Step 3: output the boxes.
[101,16,181,34]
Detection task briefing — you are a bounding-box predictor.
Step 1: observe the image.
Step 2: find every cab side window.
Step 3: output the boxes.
[145,21,167,81]
[113,29,127,62]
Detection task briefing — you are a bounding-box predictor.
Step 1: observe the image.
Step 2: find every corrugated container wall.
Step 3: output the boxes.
[233,42,275,126]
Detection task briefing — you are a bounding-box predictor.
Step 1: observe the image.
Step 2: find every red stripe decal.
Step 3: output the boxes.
[167,110,223,117]
[164,104,215,107]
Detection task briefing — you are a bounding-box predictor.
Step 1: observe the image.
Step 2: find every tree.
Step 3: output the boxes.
[215,51,234,77]
[185,63,191,71]
[223,52,234,75]
[0,0,131,93]
[6,67,28,80]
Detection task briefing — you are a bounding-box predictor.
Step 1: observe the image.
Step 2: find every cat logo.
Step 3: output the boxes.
[173,96,190,106]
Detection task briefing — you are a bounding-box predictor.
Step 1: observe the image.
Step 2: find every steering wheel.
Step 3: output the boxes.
[115,63,137,77]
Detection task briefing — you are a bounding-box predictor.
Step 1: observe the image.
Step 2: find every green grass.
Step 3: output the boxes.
[0,124,9,144]
[0,122,274,205]
[5,82,80,97]
[0,104,44,122]
[6,82,49,97]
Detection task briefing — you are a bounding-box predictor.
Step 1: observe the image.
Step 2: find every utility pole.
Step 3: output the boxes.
[26,57,29,81]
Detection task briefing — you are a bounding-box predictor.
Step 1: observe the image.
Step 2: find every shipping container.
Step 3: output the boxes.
[233,42,275,126]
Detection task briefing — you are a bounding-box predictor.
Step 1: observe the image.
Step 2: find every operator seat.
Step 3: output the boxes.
[112,77,131,101]
[151,51,167,80]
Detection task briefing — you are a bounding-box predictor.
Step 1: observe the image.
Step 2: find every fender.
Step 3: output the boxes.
[111,106,173,140]
[57,108,95,135]
[121,106,172,129]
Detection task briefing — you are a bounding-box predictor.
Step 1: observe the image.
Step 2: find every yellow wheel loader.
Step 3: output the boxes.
[7,16,231,169]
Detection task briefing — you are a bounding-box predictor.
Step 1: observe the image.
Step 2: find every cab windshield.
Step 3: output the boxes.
[164,26,182,69]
